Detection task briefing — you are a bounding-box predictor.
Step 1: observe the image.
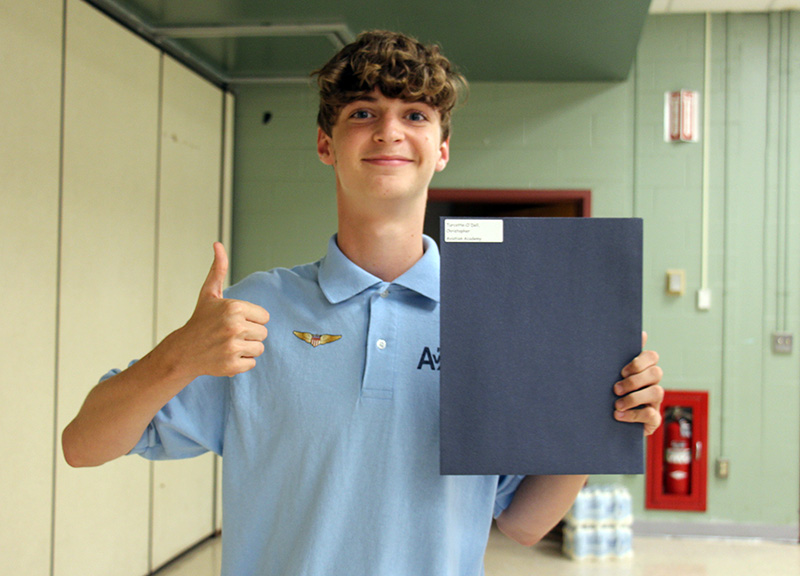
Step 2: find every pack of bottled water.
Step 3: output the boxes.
[562,484,633,560]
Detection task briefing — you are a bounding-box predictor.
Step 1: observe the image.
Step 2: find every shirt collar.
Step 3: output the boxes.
[319,234,440,304]
[393,235,440,302]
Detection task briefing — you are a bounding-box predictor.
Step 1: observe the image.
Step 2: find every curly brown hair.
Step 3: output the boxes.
[313,30,467,140]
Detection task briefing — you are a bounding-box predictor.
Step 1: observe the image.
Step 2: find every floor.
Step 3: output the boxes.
[156,527,800,576]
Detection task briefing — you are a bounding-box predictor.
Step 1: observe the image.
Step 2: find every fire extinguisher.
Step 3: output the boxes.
[664,408,692,495]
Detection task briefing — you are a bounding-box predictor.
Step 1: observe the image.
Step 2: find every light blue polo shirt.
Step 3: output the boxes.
[125,235,524,576]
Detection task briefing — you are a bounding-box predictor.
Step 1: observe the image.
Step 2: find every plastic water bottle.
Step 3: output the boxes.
[595,486,613,524]
[613,485,633,525]
[563,524,593,560]
[566,485,591,525]
[615,525,633,557]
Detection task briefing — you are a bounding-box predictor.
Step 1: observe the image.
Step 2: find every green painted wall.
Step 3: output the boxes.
[631,13,799,532]
[231,83,336,277]
[232,13,800,533]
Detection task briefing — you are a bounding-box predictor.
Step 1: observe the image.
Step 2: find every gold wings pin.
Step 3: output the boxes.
[293,331,342,348]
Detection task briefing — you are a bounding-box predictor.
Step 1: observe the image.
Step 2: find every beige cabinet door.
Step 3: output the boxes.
[150,55,224,570]
[54,1,159,574]
[0,1,62,574]
[216,91,236,534]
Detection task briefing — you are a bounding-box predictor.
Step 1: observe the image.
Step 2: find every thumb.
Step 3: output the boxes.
[199,242,228,300]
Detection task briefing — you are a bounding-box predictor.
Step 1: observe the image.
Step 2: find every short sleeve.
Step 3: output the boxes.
[98,363,230,460]
[493,474,526,518]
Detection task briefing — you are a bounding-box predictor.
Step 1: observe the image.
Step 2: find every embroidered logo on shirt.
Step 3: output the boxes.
[293,331,342,348]
[417,346,441,370]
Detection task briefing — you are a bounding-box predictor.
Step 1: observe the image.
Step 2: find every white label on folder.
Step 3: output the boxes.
[444,219,504,243]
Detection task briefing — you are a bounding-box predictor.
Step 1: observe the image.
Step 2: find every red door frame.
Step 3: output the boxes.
[428,188,592,217]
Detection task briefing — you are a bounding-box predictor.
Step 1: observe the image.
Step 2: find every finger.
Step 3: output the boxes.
[243,302,270,326]
[621,349,660,379]
[614,405,662,436]
[222,357,257,377]
[615,380,664,412]
[241,321,269,343]
[615,364,664,396]
[218,298,269,326]
[642,331,648,348]
[199,242,228,300]
[238,339,266,359]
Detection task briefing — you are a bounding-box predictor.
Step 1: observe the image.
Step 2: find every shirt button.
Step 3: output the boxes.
[380,290,389,298]
[376,339,387,350]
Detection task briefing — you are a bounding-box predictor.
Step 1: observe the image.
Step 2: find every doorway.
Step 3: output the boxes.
[424,188,591,244]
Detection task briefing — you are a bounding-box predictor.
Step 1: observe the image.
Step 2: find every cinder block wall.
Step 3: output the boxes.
[232,13,800,537]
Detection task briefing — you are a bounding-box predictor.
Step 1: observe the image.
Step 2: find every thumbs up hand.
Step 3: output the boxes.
[60,242,269,468]
[169,242,269,379]
[199,241,230,301]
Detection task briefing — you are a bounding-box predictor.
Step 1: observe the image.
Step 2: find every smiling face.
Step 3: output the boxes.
[317,89,450,208]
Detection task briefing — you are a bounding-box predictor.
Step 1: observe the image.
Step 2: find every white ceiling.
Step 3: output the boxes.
[650,0,800,12]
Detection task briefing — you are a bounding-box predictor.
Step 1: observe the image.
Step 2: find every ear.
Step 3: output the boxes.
[435,137,450,172]
[317,127,335,166]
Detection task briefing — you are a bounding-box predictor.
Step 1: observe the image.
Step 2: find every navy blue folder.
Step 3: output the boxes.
[439,217,644,475]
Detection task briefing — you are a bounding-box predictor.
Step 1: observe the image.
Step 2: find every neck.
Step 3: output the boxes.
[336,197,427,282]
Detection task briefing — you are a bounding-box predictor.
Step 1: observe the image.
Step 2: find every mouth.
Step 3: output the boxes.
[362,155,413,167]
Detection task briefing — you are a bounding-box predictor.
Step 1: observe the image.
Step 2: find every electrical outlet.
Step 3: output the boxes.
[772,332,793,354]
[716,458,729,479]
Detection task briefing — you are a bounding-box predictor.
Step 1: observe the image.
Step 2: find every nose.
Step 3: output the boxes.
[374,114,404,143]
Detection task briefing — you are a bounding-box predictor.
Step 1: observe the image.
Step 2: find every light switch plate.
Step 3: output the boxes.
[666,269,685,295]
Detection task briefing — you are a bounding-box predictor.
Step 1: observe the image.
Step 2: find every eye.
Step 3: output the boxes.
[350,109,373,120]
[407,111,428,122]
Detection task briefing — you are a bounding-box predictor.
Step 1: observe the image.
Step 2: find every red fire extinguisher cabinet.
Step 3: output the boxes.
[646,390,708,511]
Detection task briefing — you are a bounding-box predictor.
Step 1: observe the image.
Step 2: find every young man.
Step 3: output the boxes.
[63,31,664,575]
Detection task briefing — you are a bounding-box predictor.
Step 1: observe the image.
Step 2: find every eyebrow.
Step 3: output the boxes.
[347,95,378,105]
[347,95,434,108]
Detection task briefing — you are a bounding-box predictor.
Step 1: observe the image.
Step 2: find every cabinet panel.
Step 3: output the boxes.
[150,55,224,570]
[0,1,63,574]
[54,1,160,575]
[216,91,236,533]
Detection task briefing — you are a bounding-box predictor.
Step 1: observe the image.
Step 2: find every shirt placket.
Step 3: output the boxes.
[361,283,397,400]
